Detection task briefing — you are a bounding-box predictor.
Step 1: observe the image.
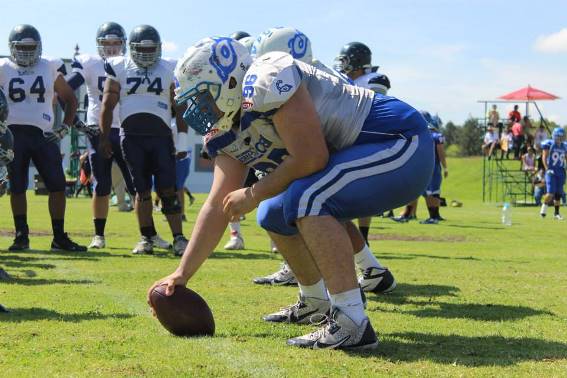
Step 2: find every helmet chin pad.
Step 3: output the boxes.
[181,87,226,136]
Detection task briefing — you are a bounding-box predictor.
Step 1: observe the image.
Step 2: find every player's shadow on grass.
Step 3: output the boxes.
[371,332,567,366]
[376,301,553,321]
[447,224,502,230]
[380,252,480,262]
[209,250,277,260]
[3,277,96,286]
[0,307,134,322]
[0,252,99,262]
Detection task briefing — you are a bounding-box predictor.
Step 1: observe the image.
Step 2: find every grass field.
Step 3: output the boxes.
[1,157,566,377]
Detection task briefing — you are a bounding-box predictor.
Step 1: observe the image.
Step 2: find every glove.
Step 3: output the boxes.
[44,123,69,143]
[75,120,100,138]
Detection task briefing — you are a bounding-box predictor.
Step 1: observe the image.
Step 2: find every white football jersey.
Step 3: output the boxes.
[354,71,390,95]
[0,57,65,132]
[242,52,374,151]
[71,54,120,128]
[105,56,176,128]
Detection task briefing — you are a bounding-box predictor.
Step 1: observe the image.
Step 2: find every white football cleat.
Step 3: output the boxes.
[132,237,153,255]
[151,234,172,250]
[253,263,298,285]
[359,267,397,293]
[224,235,245,250]
[540,204,548,218]
[287,308,378,350]
[88,235,106,249]
[554,214,564,220]
[263,295,330,325]
[173,235,189,256]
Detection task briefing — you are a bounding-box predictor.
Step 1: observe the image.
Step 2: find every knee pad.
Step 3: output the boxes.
[160,194,181,215]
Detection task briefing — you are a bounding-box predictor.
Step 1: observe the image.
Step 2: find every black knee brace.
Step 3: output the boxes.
[161,194,181,215]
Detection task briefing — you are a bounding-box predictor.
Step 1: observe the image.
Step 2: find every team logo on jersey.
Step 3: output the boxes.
[288,31,308,59]
[209,37,237,83]
[275,80,293,95]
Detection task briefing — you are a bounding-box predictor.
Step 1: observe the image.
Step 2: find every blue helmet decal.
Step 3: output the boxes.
[288,31,309,59]
[209,37,238,83]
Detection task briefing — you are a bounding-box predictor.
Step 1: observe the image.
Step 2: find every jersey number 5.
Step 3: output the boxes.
[8,76,46,103]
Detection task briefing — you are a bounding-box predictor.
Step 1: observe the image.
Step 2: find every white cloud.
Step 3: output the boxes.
[162,41,178,53]
[534,28,567,53]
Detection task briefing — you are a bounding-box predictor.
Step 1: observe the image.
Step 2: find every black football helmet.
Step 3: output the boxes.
[96,22,127,58]
[9,24,42,67]
[129,25,161,68]
[0,89,14,166]
[230,31,251,41]
[334,42,372,74]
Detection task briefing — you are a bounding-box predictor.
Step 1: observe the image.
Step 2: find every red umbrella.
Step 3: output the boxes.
[499,85,560,101]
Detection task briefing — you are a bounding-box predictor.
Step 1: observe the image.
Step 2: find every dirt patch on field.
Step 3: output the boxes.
[369,233,466,242]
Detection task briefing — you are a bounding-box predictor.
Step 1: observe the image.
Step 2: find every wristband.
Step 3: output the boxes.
[175,131,189,153]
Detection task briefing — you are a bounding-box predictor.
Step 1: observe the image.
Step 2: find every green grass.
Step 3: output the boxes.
[1,157,567,377]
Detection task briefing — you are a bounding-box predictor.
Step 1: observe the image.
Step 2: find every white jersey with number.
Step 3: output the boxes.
[104,56,176,127]
[71,54,120,128]
[354,71,390,95]
[0,56,65,132]
[242,51,374,151]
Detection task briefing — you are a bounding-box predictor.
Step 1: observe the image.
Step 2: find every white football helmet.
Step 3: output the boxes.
[237,36,255,53]
[251,27,312,63]
[174,37,252,135]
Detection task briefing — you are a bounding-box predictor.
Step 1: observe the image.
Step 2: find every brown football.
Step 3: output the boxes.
[149,285,215,337]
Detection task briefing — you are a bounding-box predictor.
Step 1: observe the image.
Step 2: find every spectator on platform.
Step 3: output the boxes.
[488,104,500,127]
[511,121,525,159]
[521,147,536,174]
[509,105,521,123]
[482,125,499,159]
[500,127,513,160]
[522,116,535,146]
[534,125,548,152]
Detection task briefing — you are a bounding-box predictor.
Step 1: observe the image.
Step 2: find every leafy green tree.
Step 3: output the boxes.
[457,117,483,156]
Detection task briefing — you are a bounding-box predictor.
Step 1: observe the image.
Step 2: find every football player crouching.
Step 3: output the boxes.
[150,36,433,350]
[249,27,396,296]
[100,25,189,255]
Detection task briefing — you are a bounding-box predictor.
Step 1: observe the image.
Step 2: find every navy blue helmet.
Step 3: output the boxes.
[9,24,42,67]
[230,31,250,41]
[334,42,372,74]
[96,22,127,58]
[129,25,161,68]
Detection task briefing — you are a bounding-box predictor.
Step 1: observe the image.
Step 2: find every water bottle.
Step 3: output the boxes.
[501,202,512,226]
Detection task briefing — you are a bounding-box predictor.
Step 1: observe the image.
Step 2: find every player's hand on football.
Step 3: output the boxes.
[148,271,189,310]
[222,187,258,221]
[98,137,113,159]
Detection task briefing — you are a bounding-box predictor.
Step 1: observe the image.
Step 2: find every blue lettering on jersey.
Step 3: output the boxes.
[275,79,293,94]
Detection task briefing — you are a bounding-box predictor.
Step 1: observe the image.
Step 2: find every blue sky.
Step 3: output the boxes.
[1,0,566,125]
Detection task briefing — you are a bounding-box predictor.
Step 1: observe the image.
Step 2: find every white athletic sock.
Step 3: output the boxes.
[229,222,241,236]
[299,279,328,300]
[354,245,383,271]
[330,288,366,326]
[540,204,548,215]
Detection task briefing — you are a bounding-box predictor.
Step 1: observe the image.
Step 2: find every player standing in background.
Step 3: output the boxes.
[334,42,392,243]
[67,22,138,249]
[1,24,86,252]
[540,127,566,220]
[100,25,189,255]
[250,28,396,295]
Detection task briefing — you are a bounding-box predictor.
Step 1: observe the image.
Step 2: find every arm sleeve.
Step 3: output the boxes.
[244,55,301,113]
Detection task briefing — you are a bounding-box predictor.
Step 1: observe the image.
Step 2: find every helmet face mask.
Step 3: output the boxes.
[175,37,251,136]
[96,22,127,58]
[9,24,42,67]
[333,55,352,74]
[129,25,162,68]
[552,127,565,143]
